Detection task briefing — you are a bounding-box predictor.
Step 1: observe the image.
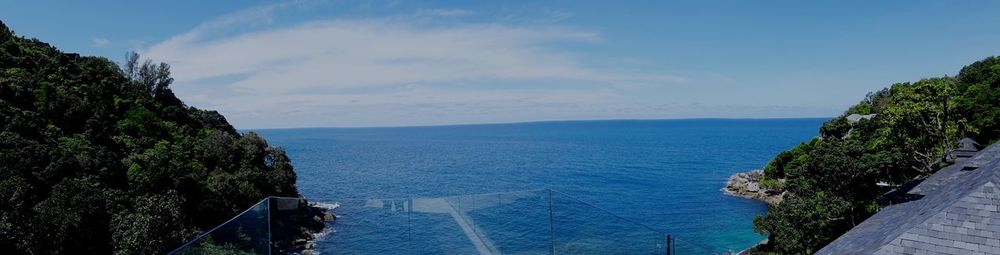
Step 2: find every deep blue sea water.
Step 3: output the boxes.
[255,118,826,253]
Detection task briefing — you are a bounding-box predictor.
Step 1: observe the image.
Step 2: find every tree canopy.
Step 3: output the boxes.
[0,21,301,254]
[752,55,1000,254]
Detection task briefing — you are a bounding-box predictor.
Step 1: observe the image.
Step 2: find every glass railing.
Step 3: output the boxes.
[169,198,271,255]
[322,190,554,254]
[549,189,667,254]
[319,189,728,254]
[169,190,732,254]
[673,236,727,254]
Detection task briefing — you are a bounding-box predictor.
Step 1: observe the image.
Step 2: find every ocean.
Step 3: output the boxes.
[254,118,826,254]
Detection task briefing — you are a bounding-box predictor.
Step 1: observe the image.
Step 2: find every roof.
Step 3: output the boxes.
[816,142,1000,255]
[950,150,979,159]
[846,114,877,123]
[910,142,1000,195]
[958,138,982,152]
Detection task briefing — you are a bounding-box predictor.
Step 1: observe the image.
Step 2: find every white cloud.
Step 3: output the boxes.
[141,4,690,128]
[92,38,110,47]
[415,8,473,17]
[145,20,682,89]
[166,0,310,44]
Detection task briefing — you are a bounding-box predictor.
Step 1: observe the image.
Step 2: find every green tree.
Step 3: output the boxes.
[0,20,310,254]
[754,56,1000,254]
[880,78,963,174]
[754,192,852,254]
[955,56,1000,143]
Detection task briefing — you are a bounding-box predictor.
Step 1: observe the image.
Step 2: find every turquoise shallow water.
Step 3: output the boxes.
[254,118,825,253]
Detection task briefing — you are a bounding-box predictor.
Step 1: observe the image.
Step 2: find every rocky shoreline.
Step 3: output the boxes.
[270,197,336,254]
[723,169,785,205]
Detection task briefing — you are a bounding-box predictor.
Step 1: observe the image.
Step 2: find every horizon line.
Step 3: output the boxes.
[241,116,834,131]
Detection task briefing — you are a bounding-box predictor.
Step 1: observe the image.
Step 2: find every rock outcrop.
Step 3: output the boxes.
[724,169,785,205]
[270,197,330,254]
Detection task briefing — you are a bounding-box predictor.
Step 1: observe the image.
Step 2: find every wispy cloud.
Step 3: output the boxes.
[160,0,313,47]
[499,7,574,23]
[142,3,687,127]
[92,38,110,47]
[415,8,473,17]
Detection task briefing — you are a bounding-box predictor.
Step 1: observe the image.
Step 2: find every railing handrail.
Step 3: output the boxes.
[317,188,551,201]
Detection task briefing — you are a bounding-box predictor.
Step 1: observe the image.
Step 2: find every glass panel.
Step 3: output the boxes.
[549,190,667,255]
[169,198,271,255]
[408,196,480,254]
[324,198,410,254]
[165,190,728,254]
[322,189,680,255]
[462,190,551,254]
[673,236,724,254]
[324,190,554,255]
[437,190,552,254]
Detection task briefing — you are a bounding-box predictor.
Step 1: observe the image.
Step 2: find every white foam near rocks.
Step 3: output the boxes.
[309,202,340,210]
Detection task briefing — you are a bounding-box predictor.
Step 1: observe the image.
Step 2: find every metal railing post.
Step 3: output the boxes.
[666,234,671,255]
[407,198,412,254]
[267,197,272,255]
[548,189,556,255]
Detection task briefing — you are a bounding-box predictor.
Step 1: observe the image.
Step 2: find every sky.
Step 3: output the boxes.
[2,0,999,128]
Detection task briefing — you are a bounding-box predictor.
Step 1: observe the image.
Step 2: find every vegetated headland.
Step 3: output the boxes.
[728,55,1000,254]
[0,21,325,254]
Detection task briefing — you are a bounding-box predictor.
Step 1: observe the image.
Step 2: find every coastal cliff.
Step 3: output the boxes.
[724,170,784,205]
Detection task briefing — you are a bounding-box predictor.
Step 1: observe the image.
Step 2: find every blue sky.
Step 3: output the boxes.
[2,0,999,128]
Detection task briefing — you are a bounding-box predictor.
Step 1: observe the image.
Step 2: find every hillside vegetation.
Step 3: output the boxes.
[0,21,302,254]
[752,56,1000,254]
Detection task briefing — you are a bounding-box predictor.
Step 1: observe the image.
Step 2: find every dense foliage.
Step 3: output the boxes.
[752,56,1000,254]
[0,21,302,254]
